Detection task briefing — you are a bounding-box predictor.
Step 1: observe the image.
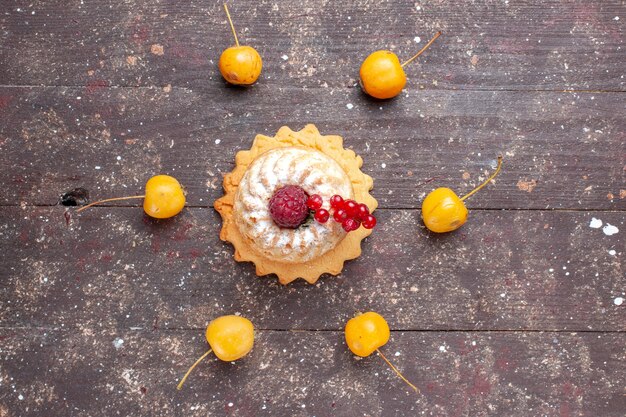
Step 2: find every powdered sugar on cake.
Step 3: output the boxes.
[234,147,354,263]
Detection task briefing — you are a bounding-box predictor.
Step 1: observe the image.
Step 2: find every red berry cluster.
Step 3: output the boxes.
[306,194,377,232]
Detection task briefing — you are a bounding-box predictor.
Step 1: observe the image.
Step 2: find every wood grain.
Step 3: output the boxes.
[0,1,623,91]
[1,86,624,210]
[0,1,624,416]
[1,328,624,417]
[1,206,623,331]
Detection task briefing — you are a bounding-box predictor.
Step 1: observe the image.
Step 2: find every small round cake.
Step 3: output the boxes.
[233,146,354,263]
[215,124,376,284]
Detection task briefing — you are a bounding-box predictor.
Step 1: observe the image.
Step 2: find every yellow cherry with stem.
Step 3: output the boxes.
[76,175,185,219]
[219,3,262,85]
[345,312,418,393]
[177,315,254,390]
[359,31,441,99]
[422,156,503,233]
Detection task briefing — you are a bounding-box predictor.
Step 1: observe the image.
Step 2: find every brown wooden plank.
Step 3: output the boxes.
[0,328,624,417]
[1,206,623,331]
[2,2,624,416]
[0,1,624,91]
[1,86,624,210]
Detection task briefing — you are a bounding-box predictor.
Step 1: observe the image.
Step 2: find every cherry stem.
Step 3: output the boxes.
[177,349,213,390]
[75,195,145,213]
[460,156,503,202]
[223,3,240,47]
[401,31,442,68]
[376,348,419,393]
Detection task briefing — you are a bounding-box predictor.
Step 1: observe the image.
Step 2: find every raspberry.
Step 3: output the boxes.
[268,185,309,229]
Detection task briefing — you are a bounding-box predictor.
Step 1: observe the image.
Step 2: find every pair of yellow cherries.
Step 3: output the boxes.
[219,4,441,100]
[177,312,418,393]
[76,155,502,232]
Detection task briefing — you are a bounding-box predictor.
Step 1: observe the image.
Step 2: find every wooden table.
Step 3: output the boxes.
[1,1,624,416]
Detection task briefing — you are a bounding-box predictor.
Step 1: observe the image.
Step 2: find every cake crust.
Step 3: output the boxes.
[214,124,377,284]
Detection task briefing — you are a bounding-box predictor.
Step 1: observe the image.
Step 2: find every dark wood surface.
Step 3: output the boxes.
[2,86,625,210]
[0,1,624,416]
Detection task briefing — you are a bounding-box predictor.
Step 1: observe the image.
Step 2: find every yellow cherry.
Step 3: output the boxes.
[359,31,441,99]
[345,312,390,357]
[421,188,468,233]
[422,156,502,233]
[76,174,185,219]
[345,312,418,393]
[142,175,186,219]
[359,51,407,99]
[206,315,255,361]
[219,46,262,85]
[177,315,254,390]
[219,4,262,85]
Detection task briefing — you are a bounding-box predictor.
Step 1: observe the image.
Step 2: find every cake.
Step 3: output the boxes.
[214,124,377,284]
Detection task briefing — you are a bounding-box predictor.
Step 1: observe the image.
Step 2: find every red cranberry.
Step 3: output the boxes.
[330,195,344,209]
[333,208,348,223]
[307,194,323,210]
[342,218,360,232]
[314,209,330,223]
[343,200,359,218]
[355,203,370,221]
[362,215,377,229]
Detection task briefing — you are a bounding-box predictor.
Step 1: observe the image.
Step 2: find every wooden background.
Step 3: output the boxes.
[0,1,624,416]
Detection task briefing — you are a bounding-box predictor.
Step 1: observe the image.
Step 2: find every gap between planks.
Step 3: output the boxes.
[1,326,624,334]
[2,203,625,213]
[0,84,625,94]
